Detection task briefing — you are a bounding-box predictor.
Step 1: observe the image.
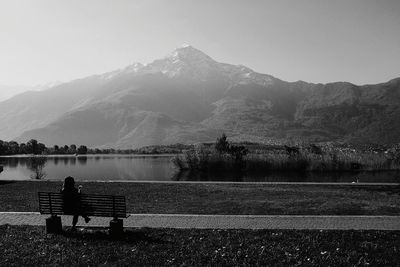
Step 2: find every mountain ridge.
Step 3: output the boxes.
[0,46,398,147]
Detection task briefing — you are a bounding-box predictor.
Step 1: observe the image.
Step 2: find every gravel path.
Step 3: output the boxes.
[1,212,399,230]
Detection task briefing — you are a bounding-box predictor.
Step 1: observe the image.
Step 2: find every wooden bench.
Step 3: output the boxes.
[38,192,128,235]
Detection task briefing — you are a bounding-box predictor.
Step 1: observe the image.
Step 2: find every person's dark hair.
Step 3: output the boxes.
[63,176,75,190]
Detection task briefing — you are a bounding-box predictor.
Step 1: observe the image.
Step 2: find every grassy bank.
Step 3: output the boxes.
[173,142,400,172]
[1,181,399,215]
[1,225,399,266]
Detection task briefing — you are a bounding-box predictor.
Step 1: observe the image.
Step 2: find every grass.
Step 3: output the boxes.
[1,225,399,266]
[1,181,400,215]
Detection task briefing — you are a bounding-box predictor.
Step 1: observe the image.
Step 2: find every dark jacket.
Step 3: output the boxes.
[61,187,80,215]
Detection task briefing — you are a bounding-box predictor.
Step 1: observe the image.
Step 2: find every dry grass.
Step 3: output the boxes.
[1,225,399,266]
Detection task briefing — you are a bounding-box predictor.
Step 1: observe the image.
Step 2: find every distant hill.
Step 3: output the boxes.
[1,45,399,147]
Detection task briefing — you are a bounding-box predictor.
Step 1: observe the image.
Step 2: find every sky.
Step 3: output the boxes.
[0,0,399,89]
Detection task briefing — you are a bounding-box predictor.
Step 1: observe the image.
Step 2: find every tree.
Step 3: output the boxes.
[70,144,77,154]
[26,139,39,154]
[19,143,27,154]
[215,133,230,154]
[77,145,88,155]
[8,141,19,154]
[0,140,6,155]
[37,142,46,154]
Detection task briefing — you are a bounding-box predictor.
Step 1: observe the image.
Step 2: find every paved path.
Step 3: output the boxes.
[1,212,399,230]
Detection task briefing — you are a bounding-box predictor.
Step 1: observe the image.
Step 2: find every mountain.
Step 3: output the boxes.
[1,45,399,147]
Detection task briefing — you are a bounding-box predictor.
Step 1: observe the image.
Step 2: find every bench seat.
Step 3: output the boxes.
[38,192,128,234]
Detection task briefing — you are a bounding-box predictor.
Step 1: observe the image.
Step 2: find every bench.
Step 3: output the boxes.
[38,192,128,235]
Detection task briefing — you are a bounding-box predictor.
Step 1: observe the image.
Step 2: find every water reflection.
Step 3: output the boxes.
[26,156,47,180]
[0,155,176,181]
[77,156,88,165]
[0,155,399,183]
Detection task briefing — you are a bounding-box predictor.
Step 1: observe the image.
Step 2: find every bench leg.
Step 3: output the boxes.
[110,218,123,236]
[46,215,62,234]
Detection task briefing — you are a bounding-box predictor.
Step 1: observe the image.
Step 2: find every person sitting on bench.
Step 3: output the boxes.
[61,176,91,230]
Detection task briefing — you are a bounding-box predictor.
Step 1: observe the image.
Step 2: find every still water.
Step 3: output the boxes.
[0,155,399,183]
[0,155,176,181]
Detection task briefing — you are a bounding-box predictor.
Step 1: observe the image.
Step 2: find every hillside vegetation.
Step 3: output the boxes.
[0,46,398,147]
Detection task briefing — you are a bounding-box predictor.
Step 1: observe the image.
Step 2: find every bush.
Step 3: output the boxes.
[26,156,47,180]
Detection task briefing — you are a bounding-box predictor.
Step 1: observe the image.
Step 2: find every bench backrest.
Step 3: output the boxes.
[38,192,127,218]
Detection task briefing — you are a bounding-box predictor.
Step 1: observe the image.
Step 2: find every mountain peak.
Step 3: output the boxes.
[180,43,191,48]
[124,62,144,73]
[169,45,214,62]
[145,45,219,79]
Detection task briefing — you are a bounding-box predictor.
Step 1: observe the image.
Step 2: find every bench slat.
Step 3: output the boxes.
[39,207,126,213]
[39,199,126,204]
[39,202,126,207]
[40,212,127,217]
[39,206,126,212]
[38,193,126,198]
[38,192,127,218]
[39,196,125,202]
[41,203,126,210]
[39,193,125,200]
[39,196,125,201]
[39,205,126,211]
[40,211,127,216]
[39,200,126,205]
[39,209,127,215]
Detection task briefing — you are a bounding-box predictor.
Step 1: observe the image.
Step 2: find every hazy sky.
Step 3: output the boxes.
[1,0,399,87]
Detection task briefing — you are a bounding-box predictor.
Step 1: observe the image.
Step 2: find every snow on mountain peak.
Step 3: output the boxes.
[180,43,191,48]
[99,62,144,81]
[97,46,275,86]
[124,62,144,73]
[146,46,220,79]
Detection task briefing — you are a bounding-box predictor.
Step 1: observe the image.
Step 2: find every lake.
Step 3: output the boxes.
[0,155,399,183]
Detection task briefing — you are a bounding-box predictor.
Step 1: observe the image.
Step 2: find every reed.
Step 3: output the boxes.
[172,144,400,172]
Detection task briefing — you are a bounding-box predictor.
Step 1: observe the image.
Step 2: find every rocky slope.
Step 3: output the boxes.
[0,45,398,147]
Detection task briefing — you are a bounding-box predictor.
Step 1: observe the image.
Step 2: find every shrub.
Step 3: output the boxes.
[26,156,47,180]
[215,133,230,154]
[172,138,400,173]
